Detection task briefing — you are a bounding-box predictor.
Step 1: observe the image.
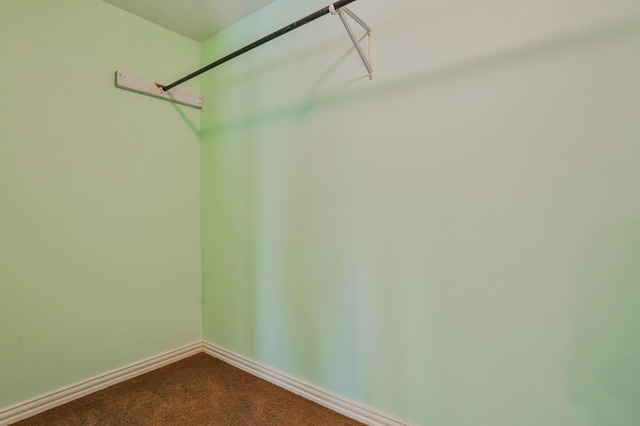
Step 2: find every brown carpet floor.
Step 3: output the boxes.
[15,353,363,426]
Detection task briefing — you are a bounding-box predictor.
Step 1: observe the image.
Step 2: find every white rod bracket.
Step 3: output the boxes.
[335,7,373,79]
[114,71,203,109]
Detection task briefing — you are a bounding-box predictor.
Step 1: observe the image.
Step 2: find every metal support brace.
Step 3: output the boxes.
[335,7,373,79]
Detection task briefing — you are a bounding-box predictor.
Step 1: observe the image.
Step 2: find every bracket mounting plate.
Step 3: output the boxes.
[114,71,203,109]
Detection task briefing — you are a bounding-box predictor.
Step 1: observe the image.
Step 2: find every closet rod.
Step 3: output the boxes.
[161,0,359,91]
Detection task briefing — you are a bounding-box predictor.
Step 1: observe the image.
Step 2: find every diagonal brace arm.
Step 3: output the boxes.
[333,6,374,79]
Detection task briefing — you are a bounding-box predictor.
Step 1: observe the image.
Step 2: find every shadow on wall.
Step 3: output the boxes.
[171,103,199,137]
[200,35,369,138]
[199,15,640,139]
[210,31,353,91]
[569,222,640,425]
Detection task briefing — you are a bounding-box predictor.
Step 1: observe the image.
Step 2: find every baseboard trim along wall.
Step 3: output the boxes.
[203,340,413,426]
[2,341,411,426]
[0,342,202,426]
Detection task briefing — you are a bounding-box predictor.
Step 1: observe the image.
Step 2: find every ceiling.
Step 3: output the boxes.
[103,0,276,42]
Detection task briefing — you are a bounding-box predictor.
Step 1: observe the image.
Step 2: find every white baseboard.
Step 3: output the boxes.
[0,341,202,426]
[2,340,412,426]
[203,340,413,426]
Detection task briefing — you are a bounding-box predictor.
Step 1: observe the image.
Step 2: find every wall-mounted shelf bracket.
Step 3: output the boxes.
[330,5,374,79]
[114,71,203,109]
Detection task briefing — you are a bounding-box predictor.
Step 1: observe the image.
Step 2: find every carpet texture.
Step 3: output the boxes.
[15,353,364,425]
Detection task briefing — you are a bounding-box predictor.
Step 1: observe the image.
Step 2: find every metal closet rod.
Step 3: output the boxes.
[161,0,359,91]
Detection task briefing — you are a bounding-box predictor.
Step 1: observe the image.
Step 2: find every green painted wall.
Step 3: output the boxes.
[200,0,640,424]
[2,0,640,423]
[0,0,202,408]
